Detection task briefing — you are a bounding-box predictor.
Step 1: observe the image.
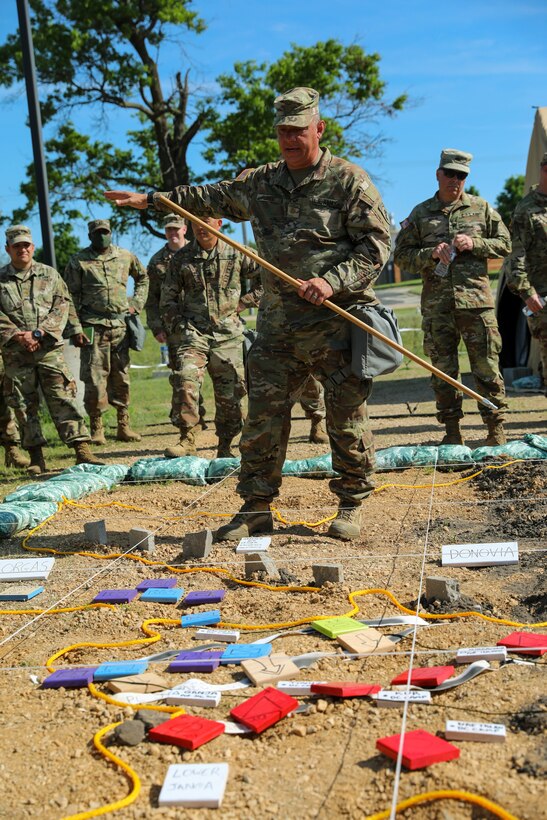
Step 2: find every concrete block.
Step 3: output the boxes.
[312,563,344,585]
[184,529,213,559]
[503,366,532,386]
[129,527,155,554]
[84,519,107,545]
[425,575,460,604]
[244,552,279,580]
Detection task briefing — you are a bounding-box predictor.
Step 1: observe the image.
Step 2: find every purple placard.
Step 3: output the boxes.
[42,667,98,689]
[183,590,226,606]
[93,589,139,604]
[136,578,178,591]
[167,651,223,674]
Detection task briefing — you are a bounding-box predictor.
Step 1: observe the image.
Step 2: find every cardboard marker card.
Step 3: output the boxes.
[441,541,518,567]
[337,628,396,655]
[445,720,506,743]
[241,653,300,686]
[158,763,229,808]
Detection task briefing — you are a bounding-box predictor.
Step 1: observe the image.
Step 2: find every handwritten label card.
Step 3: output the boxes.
[0,557,54,582]
[158,763,229,808]
[441,541,518,567]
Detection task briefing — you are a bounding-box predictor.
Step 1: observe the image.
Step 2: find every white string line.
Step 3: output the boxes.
[389,450,440,820]
[0,468,240,649]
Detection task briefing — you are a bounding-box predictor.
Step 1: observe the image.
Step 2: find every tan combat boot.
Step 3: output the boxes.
[216,436,236,459]
[4,444,30,469]
[327,503,362,541]
[309,419,329,444]
[73,441,106,465]
[90,414,107,445]
[116,408,141,442]
[485,418,507,446]
[440,419,464,445]
[164,428,197,458]
[27,445,47,476]
[216,499,274,542]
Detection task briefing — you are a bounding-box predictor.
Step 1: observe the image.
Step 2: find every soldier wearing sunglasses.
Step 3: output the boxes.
[394,149,510,446]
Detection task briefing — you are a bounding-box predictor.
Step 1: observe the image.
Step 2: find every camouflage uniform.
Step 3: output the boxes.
[146,240,207,426]
[296,374,326,422]
[0,356,21,445]
[0,260,89,448]
[394,192,510,422]
[506,183,547,392]
[160,238,262,439]
[153,146,391,504]
[64,238,148,415]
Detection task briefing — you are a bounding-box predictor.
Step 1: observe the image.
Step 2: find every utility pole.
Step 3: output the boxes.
[16,0,56,268]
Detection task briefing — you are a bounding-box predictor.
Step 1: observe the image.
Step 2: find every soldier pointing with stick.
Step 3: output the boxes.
[107,87,391,541]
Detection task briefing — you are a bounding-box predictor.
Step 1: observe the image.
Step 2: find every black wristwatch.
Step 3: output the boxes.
[146,191,155,207]
[31,329,43,340]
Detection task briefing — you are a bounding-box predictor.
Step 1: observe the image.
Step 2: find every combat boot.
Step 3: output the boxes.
[309,419,329,444]
[216,436,236,458]
[440,418,464,446]
[485,417,507,446]
[73,441,106,465]
[164,428,197,458]
[116,408,141,442]
[4,444,30,469]
[27,445,47,476]
[216,499,273,542]
[90,414,107,446]
[327,502,362,541]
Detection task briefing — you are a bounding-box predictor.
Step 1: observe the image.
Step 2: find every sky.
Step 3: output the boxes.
[1,0,546,263]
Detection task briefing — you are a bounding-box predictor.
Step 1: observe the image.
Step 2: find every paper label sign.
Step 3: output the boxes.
[445,720,506,742]
[194,628,240,643]
[158,763,229,808]
[277,681,327,696]
[456,646,507,663]
[164,688,221,708]
[375,690,432,706]
[236,536,271,553]
[441,541,518,567]
[0,557,55,582]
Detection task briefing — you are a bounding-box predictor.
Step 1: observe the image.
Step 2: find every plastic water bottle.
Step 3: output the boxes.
[160,344,169,365]
[434,246,456,278]
[522,295,546,317]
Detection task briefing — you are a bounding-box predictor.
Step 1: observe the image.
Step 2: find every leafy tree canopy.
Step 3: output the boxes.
[495,174,525,228]
[466,184,480,197]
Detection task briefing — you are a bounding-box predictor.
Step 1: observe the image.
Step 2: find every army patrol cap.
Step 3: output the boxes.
[273,87,320,128]
[541,152,547,166]
[88,218,111,234]
[163,214,186,228]
[439,148,473,174]
[5,224,33,245]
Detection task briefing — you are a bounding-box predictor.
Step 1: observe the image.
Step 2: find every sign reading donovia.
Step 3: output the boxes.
[441,541,518,568]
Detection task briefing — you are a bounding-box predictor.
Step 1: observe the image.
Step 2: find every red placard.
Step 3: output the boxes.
[310,682,382,698]
[376,729,460,770]
[230,686,298,733]
[391,665,455,688]
[497,631,547,656]
[148,715,225,750]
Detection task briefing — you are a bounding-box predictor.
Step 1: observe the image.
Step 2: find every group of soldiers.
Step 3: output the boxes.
[1,85,545,542]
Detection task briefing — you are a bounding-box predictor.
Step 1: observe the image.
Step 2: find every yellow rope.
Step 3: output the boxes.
[366,788,520,820]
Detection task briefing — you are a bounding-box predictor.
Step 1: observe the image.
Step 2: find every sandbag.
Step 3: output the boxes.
[282,453,336,478]
[0,501,58,538]
[206,457,241,482]
[523,433,547,453]
[471,440,547,462]
[127,456,209,485]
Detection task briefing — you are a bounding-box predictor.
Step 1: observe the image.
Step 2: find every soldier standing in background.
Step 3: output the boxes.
[394,149,511,445]
[64,219,148,445]
[160,216,262,458]
[298,374,328,443]
[145,214,208,430]
[0,357,29,468]
[106,86,391,541]
[0,225,101,474]
[507,152,547,395]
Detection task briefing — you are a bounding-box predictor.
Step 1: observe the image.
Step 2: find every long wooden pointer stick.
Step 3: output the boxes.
[158,195,497,410]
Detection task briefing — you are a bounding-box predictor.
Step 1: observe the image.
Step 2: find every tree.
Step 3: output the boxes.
[466,184,480,197]
[203,40,408,179]
[495,175,525,228]
[0,0,212,242]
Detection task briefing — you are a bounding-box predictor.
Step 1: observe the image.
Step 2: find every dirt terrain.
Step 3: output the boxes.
[0,376,545,820]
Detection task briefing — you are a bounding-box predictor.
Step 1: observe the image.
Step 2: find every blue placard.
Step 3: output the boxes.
[94,661,149,681]
[220,644,273,664]
[180,609,221,628]
[140,588,183,604]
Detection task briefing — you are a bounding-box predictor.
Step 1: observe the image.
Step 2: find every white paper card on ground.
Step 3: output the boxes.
[236,536,271,553]
[456,646,508,663]
[193,628,240,642]
[163,688,221,707]
[158,763,229,808]
[0,557,55,582]
[375,690,432,707]
[445,720,506,742]
[441,541,518,567]
[276,680,327,696]
[359,616,428,627]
